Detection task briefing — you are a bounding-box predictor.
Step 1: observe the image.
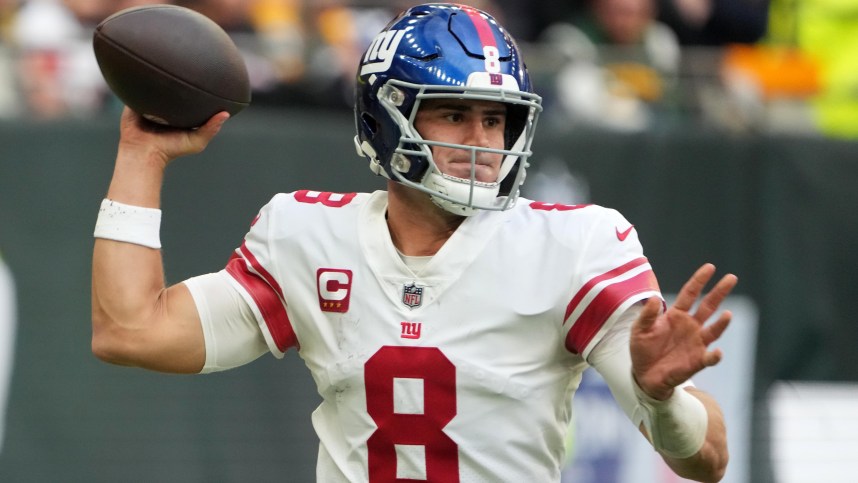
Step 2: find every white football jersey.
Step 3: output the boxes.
[223,190,661,482]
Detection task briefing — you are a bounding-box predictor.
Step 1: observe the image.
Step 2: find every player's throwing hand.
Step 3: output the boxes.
[118,107,230,168]
[630,263,738,401]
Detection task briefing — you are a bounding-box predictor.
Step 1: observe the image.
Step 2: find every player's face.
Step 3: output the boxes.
[414,99,506,183]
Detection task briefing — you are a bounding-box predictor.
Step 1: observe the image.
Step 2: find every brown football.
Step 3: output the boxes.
[93,5,251,128]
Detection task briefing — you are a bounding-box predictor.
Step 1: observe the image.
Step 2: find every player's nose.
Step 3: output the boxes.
[461,118,492,148]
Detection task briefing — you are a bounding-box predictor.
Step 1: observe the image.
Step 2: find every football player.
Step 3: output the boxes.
[92,3,735,481]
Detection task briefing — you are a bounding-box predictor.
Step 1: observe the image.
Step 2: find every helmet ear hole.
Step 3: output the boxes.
[505,105,529,150]
[361,113,378,136]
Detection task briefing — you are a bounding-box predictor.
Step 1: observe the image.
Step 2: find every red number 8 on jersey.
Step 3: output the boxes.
[365,346,459,482]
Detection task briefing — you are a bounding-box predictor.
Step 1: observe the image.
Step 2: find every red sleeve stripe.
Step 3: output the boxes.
[225,255,296,353]
[564,257,650,323]
[565,267,660,354]
[239,243,285,300]
[462,6,498,49]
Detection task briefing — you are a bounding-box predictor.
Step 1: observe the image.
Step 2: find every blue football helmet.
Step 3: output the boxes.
[354,3,542,216]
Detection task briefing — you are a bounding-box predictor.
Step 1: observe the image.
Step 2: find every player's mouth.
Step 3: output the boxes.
[444,159,498,183]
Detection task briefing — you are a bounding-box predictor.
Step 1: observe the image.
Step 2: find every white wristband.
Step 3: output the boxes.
[633,375,708,459]
[93,199,162,249]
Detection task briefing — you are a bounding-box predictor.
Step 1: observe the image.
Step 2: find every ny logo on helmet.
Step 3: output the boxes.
[360,29,406,76]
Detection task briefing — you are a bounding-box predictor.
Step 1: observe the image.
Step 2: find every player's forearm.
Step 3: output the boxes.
[661,389,729,482]
[105,144,169,208]
[91,239,170,364]
[91,235,207,373]
[91,151,169,365]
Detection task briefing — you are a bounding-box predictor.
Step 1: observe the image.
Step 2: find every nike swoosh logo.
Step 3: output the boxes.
[616,225,634,241]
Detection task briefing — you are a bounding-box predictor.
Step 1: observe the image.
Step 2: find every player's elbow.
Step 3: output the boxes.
[707,450,729,483]
[694,463,728,483]
[91,312,142,366]
[668,463,727,483]
[694,458,728,483]
[666,448,729,483]
[712,465,728,483]
[91,325,127,365]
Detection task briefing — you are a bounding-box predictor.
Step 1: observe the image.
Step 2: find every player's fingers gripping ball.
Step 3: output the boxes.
[93,4,251,129]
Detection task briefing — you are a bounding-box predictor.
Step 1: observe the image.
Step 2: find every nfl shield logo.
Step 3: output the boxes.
[402,283,423,308]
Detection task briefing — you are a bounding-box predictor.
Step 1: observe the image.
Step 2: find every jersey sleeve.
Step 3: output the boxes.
[184,271,269,373]
[222,195,298,357]
[562,208,662,359]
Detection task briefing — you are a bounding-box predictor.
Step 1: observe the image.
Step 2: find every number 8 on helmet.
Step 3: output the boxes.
[354,3,543,216]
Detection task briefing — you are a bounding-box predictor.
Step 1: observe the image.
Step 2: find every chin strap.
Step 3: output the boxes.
[424,171,501,216]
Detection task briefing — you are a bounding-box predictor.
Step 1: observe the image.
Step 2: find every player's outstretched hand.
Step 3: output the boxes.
[630,263,738,401]
[118,107,230,168]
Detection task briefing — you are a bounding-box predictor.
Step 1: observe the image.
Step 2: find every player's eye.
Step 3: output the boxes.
[484,116,504,129]
[444,112,464,123]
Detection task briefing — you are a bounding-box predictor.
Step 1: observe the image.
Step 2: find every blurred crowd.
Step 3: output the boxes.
[0,0,855,137]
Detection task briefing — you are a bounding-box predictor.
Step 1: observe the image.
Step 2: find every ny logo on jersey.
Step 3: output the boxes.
[402,283,423,308]
[317,268,352,313]
[400,321,422,339]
